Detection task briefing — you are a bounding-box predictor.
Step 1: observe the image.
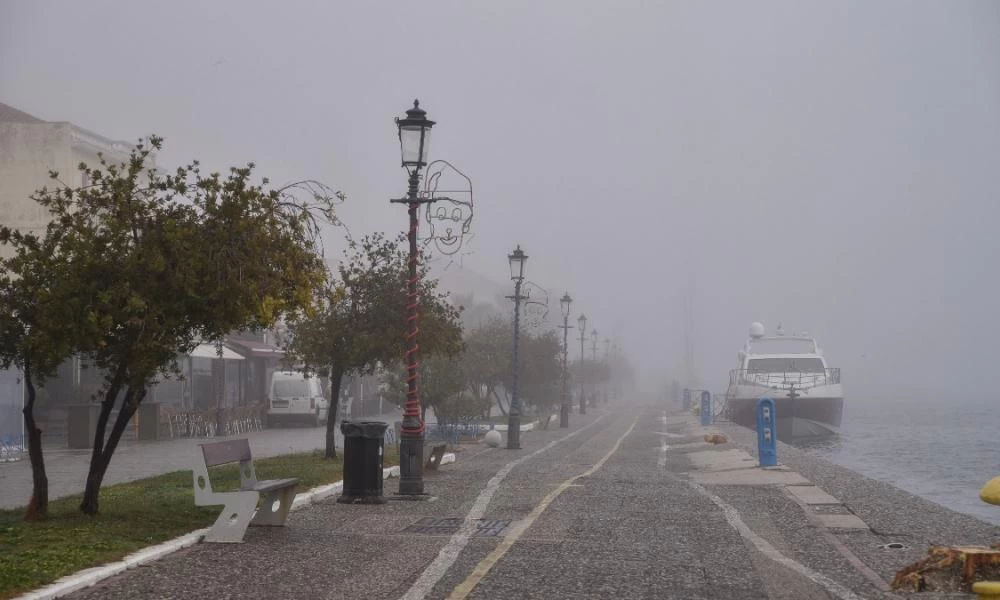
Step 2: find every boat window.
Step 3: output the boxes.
[746,358,826,373]
[749,339,815,353]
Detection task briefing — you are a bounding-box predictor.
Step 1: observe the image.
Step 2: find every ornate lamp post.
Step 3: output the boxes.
[558,293,573,428]
[506,246,528,449]
[577,314,588,415]
[392,99,436,496]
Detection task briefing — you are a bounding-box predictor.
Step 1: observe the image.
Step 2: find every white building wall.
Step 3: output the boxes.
[0,122,78,259]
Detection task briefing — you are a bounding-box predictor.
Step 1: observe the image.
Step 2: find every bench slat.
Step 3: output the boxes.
[248,478,299,493]
[201,439,252,467]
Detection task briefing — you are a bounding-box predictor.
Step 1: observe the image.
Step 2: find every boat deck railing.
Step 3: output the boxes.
[728,368,840,389]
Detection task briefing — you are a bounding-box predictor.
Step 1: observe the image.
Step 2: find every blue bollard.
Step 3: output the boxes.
[700,391,712,426]
[756,398,778,467]
[682,388,691,411]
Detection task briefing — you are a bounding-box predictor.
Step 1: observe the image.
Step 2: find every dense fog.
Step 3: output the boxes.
[3,1,998,398]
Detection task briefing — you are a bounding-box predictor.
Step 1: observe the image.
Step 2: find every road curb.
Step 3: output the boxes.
[14,452,457,600]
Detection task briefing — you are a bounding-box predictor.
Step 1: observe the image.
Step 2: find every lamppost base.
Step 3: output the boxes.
[398,434,425,495]
[506,415,521,449]
[560,404,569,428]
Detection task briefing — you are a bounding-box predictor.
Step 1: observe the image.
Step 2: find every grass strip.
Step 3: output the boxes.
[0,448,399,599]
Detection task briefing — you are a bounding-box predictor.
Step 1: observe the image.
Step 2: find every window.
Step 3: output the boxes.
[273,379,315,398]
[747,358,826,373]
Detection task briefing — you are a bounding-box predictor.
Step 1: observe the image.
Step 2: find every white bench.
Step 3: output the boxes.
[193,439,299,543]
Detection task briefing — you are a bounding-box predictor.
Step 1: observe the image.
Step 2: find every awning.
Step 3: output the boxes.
[189,343,245,360]
[226,338,285,359]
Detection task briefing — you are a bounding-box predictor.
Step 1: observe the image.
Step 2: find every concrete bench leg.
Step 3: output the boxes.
[251,486,297,527]
[204,491,259,543]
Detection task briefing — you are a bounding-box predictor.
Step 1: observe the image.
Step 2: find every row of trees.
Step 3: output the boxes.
[378,316,565,428]
[0,138,337,518]
[0,136,625,522]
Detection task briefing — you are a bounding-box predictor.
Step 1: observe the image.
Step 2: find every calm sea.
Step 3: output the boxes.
[794,395,1000,526]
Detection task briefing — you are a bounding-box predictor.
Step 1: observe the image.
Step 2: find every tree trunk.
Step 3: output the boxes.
[80,385,143,515]
[324,368,344,459]
[22,360,48,521]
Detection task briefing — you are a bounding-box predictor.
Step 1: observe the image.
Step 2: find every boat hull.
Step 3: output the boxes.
[725,384,843,440]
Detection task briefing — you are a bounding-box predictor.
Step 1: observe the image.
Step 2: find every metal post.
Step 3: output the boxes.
[590,334,597,407]
[578,327,587,415]
[507,277,523,449]
[756,398,777,467]
[559,314,571,428]
[700,391,712,426]
[398,169,426,495]
[603,338,610,404]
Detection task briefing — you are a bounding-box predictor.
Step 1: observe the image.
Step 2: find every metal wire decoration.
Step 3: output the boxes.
[520,281,550,332]
[420,160,474,267]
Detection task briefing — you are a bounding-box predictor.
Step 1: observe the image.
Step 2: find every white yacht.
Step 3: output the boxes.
[725,322,843,439]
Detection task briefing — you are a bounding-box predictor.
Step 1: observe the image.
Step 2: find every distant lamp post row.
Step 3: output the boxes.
[506,245,528,449]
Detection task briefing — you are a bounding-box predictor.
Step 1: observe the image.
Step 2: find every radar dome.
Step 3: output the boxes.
[749,322,765,339]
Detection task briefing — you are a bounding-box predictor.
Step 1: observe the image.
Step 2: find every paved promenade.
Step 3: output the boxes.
[52,403,1000,599]
[0,410,401,509]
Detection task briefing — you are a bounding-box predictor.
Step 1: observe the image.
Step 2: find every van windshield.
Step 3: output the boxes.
[273,380,314,397]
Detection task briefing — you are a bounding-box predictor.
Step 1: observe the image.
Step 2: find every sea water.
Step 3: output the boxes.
[796,395,1000,526]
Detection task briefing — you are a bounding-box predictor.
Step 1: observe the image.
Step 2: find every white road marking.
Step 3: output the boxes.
[447,416,640,599]
[397,414,610,600]
[686,480,864,600]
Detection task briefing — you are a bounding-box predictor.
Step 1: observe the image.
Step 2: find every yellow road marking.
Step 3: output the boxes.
[447,415,640,600]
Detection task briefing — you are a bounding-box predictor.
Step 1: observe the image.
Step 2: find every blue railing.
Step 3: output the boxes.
[1,433,25,462]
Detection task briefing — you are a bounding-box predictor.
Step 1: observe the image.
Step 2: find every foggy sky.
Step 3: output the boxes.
[2,1,998,398]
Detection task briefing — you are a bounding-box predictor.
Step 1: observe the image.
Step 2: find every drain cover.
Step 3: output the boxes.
[402,517,511,537]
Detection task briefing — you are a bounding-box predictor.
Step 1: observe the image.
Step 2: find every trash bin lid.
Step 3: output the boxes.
[340,420,390,438]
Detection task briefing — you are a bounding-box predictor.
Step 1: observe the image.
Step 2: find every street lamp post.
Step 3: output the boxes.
[558,293,573,428]
[604,337,610,404]
[577,314,587,415]
[590,329,598,407]
[506,246,528,450]
[391,99,436,496]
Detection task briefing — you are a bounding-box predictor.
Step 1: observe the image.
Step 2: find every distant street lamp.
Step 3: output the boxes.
[590,329,598,407]
[604,337,610,404]
[506,246,528,450]
[391,99,436,496]
[577,314,588,415]
[558,293,573,428]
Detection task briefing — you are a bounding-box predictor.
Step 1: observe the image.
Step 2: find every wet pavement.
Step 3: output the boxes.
[52,403,1000,599]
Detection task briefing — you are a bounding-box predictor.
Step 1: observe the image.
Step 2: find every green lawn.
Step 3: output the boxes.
[0,448,399,599]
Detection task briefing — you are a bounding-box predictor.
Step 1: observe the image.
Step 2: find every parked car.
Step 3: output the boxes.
[266,371,328,427]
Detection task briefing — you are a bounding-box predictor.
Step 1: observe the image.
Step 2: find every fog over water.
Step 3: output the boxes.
[2,1,998,398]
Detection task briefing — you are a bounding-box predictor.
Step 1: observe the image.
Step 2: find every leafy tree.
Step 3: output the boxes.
[380,353,484,426]
[461,317,562,417]
[25,137,336,515]
[571,359,611,405]
[285,233,462,458]
[461,317,511,416]
[516,330,562,413]
[0,226,89,519]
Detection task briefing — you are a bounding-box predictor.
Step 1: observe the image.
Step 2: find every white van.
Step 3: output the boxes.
[266,371,328,427]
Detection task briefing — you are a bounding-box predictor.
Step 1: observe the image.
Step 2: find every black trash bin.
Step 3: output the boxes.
[337,420,389,504]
